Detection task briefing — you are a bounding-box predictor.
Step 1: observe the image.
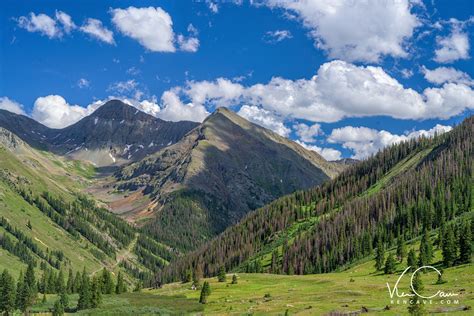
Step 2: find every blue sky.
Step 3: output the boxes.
[0,0,473,160]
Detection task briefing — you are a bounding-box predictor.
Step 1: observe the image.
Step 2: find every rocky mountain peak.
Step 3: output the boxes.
[91,100,160,122]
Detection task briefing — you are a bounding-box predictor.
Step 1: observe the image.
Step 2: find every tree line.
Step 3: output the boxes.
[0,264,129,315]
[375,217,472,275]
[0,216,64,269]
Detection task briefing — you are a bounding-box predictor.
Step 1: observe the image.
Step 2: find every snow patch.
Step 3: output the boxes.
[109,152,116,163]
[124,144,133,153]
[94,117,99,125]
[65,145,82,155]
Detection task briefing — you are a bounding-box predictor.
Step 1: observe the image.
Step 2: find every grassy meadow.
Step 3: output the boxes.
[29,245,473,315]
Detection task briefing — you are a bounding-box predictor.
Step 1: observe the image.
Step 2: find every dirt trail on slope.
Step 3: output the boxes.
[91,233,138,276]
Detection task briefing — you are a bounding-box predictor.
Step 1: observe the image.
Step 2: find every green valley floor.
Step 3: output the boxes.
[32,247,473,315]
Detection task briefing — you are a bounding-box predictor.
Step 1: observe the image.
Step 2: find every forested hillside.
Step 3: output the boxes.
[156,115,473,284]
[0,128,174,285]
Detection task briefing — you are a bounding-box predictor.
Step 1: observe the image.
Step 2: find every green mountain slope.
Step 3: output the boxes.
[157,115,473,283]
[0,128,173,282]
[115,108,343,252]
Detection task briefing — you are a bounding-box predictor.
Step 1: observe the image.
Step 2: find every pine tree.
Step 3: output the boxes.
[56,270,65,294]
[66,269,74,294]
[19,283,31,312]
[396,236,407,262]
[199,281,211,304]
[192,269,200,289]
[407,249,417,271]
[271,250,279,273]
[133,281,143,292]
[374,238,384,271]
[0,269,16,314]
[442,226,456,267]
[59,290,69,310]
[231,274,238,284]
[183,269,193,283]
[47,270,56,293]
[100,268,114,294]
[459,219,472,263]
[217,266,226,282]
[73,271,81,294]
[90,276,102,308]
[437,223,446,250]
[436,269,446,284]
[52,299,64,316]
[77,268,91,310]
[15,271,24,311]
[115,271,127,294]
[384,253,397,274]
[40,269,48,294]
[418,230,433,267]
[24,263,36,289]
[19,263,37,313]
[407,272,425,315]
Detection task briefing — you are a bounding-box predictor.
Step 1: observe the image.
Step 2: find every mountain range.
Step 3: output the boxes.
[0,100,198,167]
[0,100,472,314]
[0,99,343,264]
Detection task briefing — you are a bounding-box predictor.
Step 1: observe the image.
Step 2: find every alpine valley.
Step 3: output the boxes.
[3,1,474,315]
[0,99,472,315]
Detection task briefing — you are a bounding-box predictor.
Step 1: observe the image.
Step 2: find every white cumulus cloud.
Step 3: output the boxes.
[55,11,76,33]
[110,6,199,53]
[293,123,322,143]
[328,124,453,159]
[185,78,245,108]
[265,0,420,62]
[18,13,62,38]
[434,30,470,63]
[422,66,473,86]
[168,60,474,122]
[17,11,116,47]
[177,34,200,52]
[80,18,115,44]
[27,92,208,128]
[111,6,176,52]
[158,91,209,122]
[295,140,342,161]
[0,97,26,115]
[237,105,290,137]
[32,95,94,128]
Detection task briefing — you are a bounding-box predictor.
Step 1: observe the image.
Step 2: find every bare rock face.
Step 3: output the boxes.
[0,100,198,167]
[333,158,359,165]
[0,127,24,151]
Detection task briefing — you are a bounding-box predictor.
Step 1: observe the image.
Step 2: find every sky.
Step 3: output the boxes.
[0,0,473,160]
